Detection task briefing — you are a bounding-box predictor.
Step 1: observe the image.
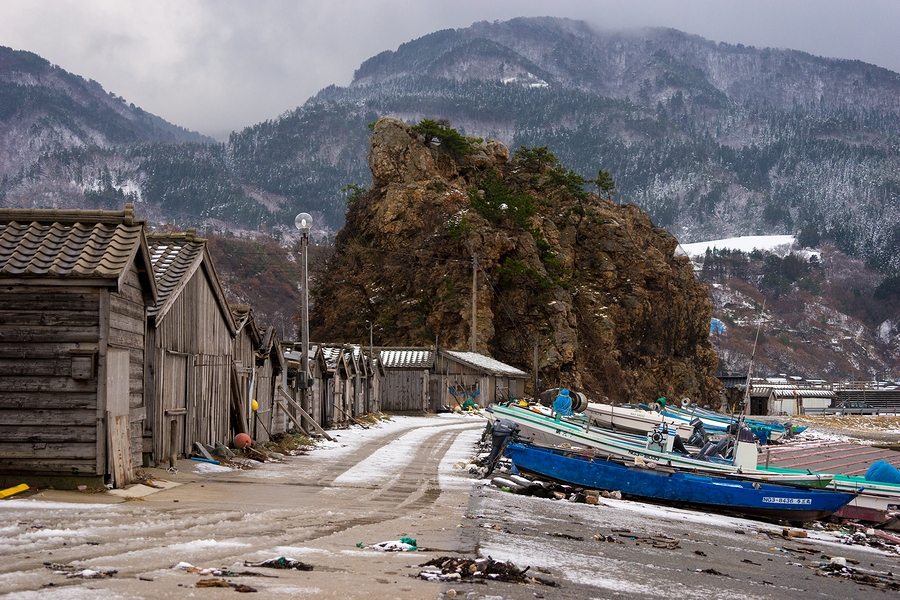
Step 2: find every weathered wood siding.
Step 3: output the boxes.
[232,329,255,438]
[0,287,101,475]
[253,361,280,441]
[109,264,148,468]
[381,370,428,412]
[147,270,233,464]
[432,354,527,410]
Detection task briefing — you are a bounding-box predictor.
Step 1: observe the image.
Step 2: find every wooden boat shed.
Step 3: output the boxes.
[433,349,529,411]
[232,306,284,443]
[282,342,328,432]
[144,231,236,467]
[0,205,157,489]
[378,347,434,412]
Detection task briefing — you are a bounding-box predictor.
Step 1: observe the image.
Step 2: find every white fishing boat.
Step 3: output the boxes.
[584,401,694,438]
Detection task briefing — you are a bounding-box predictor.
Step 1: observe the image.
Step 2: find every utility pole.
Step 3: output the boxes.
[295,213,313,422]
[471,253,477,353]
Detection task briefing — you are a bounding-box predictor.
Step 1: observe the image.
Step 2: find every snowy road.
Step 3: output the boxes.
[3,413,900,599]
[1,414,486,598]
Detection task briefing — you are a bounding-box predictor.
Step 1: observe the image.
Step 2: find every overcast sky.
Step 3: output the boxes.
[2,0,898,140]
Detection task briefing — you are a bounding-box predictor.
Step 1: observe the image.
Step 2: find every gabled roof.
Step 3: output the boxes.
[258,327,284,372]
[147,230,235,333]
[320,345,343,371]
[440,350,529,377]
[0,204,156,299]
[379,348,434,369]
[231,305,262,345]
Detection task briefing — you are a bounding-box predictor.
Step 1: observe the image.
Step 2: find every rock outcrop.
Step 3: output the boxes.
[310,117,720,404]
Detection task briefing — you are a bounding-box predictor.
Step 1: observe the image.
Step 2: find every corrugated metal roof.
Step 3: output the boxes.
[380,348,434,369]
[441,350,529,377]
[771,389,835,398]
[754,385,835,398]
[0,208,144,279]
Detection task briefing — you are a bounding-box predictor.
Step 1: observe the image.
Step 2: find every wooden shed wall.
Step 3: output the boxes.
[252,360,281,440]
[433,355,527,409]
[232,329,255,438]
[147,270,233,463]
[381,370,428,412]
[109,264,149,469]
[0,287,101,476]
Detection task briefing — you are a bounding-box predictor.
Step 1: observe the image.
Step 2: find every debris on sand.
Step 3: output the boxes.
[196,578,257,592]
[816,558,900,590]
[44,563,117,578]
[245,557,314,571]
[416,556,557,586]
[362,538,418,552]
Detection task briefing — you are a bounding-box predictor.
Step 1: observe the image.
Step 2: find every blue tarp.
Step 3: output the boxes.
[865,460,900,484]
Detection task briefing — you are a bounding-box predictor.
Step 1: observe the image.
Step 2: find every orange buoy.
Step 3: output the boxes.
[234,433,252,449]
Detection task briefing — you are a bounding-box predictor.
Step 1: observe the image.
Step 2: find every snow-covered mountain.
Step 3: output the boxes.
[4,19,900,277]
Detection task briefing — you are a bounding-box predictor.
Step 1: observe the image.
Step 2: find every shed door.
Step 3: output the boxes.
[163,353,188,461]
[106,348,132,487]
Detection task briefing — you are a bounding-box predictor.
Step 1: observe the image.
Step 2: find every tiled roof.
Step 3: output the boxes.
[146,232,235,332]
[147,235,206,318]
[231,305,261,342]
[0,206,144,280]
[440,350,529,377]
[321,345,343,370]
[380,348,434,369]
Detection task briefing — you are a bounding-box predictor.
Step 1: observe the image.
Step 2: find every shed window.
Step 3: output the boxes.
[70,350,97,380]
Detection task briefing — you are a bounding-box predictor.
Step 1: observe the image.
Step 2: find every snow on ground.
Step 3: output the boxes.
[474,476,887,600]
[476,487,777,600]
[332,421,480,486]
[679,235,797,257]
[237,412,484,481]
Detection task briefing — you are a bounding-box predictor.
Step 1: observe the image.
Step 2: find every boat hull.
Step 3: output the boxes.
[504,443,855,521]
[584,403,693,438]
[489,404,832,487]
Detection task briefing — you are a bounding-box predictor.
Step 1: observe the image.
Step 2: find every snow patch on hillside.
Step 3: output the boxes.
[679,235,796,257]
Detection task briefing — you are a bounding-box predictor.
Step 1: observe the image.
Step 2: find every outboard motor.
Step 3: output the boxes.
[687,417,708,447]
[732,422,760,470]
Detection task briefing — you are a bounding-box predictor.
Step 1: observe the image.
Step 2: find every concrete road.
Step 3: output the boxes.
[2,413,898,599]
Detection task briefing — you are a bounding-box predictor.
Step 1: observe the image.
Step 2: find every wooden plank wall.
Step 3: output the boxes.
[0,287,101,475]
[147,270,232,464]
[109,264,148,469]
[232,329,254,438]
[253,362,278,441]
[381,370,428,412]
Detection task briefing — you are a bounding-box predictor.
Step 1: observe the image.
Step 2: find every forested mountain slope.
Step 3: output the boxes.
[4,19,899,278]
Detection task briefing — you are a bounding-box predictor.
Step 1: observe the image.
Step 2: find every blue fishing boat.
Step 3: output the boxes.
[504,442,857,521]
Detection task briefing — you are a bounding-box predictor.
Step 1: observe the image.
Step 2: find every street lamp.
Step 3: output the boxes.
[295,213,312,406]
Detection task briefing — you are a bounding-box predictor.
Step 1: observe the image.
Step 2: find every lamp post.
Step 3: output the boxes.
[295,213,312,408]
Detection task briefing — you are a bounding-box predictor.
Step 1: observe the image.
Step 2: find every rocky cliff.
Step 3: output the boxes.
[310,118,720,405]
